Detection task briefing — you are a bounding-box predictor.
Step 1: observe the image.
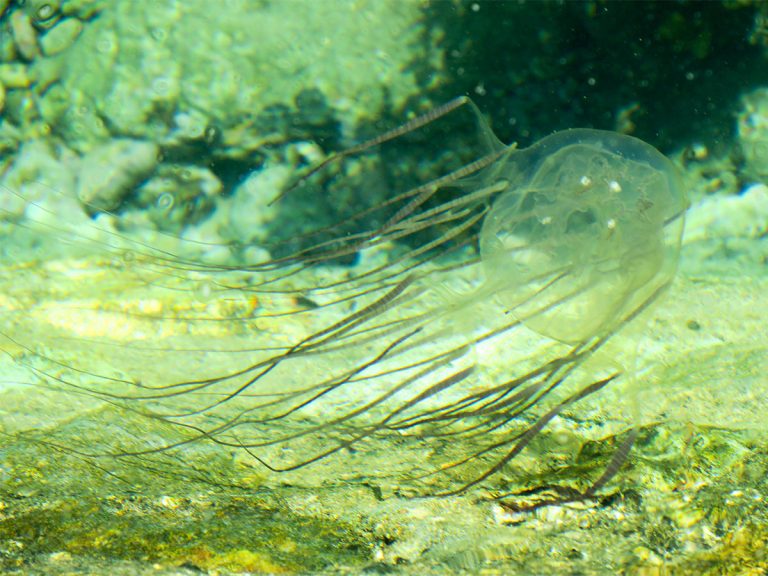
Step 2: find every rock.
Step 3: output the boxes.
[11,10,41,61]
[685,183,768,243]
[30,54,66,93]
[167,110,209,143]
[0,20,16,60]
[0,63,31,89]
[135,164,222,232]
[41,18,83,56]
[738,88,768,183]
[0,139,79,222]
[77,139,159,212]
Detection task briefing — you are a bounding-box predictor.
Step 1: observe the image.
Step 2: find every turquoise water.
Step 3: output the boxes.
[1,1,767,574]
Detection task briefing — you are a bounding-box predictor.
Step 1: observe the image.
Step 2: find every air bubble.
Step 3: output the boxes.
[156,192,174,211]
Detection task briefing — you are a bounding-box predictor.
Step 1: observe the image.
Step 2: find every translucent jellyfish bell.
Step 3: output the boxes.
[480,129,688,343]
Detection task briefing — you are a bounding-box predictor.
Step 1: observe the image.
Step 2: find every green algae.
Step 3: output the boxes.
[0,491,370,574]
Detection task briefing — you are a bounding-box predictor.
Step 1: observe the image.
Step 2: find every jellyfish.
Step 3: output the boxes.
[0,97,688,504]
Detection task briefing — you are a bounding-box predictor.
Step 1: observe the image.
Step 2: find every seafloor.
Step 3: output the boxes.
[0,195,766,575]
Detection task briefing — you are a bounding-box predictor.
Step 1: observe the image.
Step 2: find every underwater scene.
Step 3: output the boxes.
[0,0,767,574]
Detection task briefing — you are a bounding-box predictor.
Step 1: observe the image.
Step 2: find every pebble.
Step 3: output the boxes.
[77,139,160,212]
[685,183,768,243]
[11,10,41,61]
[0,63,31,88]
[41,18,83,56]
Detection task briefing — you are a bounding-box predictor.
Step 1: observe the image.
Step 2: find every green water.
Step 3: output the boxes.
[1,1,767,574]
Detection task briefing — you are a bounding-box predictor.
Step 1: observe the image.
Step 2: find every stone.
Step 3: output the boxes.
[77,139,159,212]
[40,18,83,56]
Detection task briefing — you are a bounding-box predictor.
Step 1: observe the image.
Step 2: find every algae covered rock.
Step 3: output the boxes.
[22,0,437,244]
[738,87,768,183]
[77,138,158,212]
[39,0,434,156]
[135,163,222,232]
[39,17,84,56]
